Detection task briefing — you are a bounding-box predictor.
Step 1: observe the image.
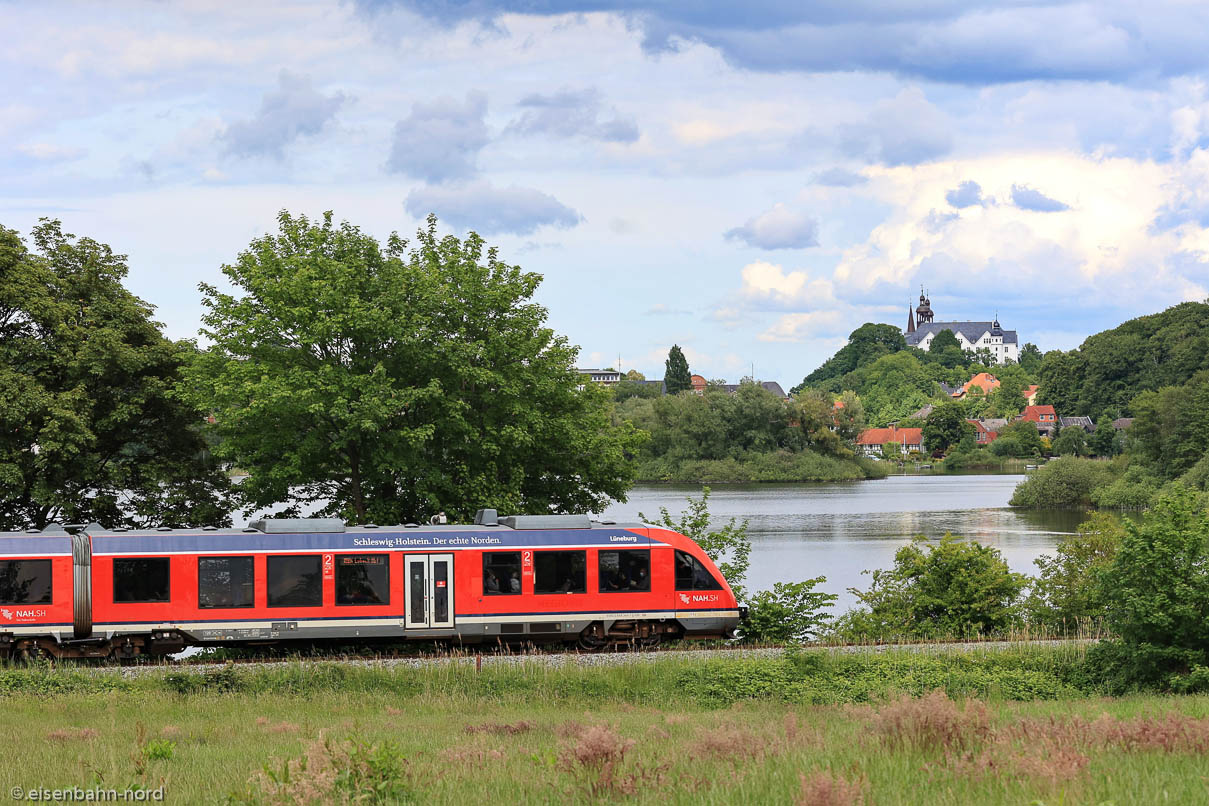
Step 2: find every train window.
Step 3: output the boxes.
[266,555,322,607]
[114,558,171,603]
[534,551,586,594]
[198,557,254,609]
[598,550,650,593]
[0,560,52,605]
[674,550,723,591]
[335,554,389,606]
[483,552,521,595]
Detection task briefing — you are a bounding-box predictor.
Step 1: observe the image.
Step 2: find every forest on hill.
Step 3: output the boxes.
[1007,301,1209,509]
[1036,301,1209,421]
[790,323,1043,427]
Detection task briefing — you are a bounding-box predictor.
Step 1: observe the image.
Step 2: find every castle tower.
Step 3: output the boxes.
[915,286,934,326]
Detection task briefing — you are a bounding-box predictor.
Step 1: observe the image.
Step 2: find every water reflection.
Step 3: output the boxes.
[603,475,1085,613]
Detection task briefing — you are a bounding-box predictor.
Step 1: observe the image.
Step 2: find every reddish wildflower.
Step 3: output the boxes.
[464,721,534,736]
[47,727,99,742]
[874,690,992,752]
[797,770,868,806]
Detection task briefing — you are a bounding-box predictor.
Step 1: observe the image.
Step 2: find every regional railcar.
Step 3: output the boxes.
[0,511,741,660]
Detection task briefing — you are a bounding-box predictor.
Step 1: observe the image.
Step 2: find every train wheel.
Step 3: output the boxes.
[637,633,661,649]
[577,632,606,652]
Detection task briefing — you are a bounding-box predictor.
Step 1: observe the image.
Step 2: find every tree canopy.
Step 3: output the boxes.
[185,211,644,524]
[0,221,230,530]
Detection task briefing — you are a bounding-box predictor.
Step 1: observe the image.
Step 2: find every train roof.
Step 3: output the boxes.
[0,514,680,556]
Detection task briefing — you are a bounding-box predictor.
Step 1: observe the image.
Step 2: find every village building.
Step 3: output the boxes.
[939,372,1002,399]
[575,368,622,386]
[855,425,923,456]
[1059,416,1095,433]
[967,419,1002,445]
[903,289,1020,364]
[1017,404,1059,438]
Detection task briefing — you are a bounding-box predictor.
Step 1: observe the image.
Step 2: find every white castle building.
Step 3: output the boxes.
[903,290,1019,364]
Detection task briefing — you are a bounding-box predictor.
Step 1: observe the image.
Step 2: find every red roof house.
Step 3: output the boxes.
[966,419,1000,445]
[856,426,923,456]
[962,372,1000,396]
[1017,404,1058,437]
[1019,405,1057,423]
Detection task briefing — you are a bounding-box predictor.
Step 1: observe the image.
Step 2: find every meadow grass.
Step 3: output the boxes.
[1,646,1207,804]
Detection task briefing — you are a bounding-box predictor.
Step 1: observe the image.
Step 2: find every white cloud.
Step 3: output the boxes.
[17,143,85,161]
[759,311,847,343]
[830,151,1209,311]
[725,204,819,249]
[738,261,835,309]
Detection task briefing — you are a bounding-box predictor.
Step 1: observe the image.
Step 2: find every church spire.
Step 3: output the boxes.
[906,300,916,334]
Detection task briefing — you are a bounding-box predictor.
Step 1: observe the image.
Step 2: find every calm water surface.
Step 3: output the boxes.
[602,475,1084,612]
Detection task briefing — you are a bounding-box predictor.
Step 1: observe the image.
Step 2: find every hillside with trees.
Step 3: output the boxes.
[791,322,1042,427]
[1037,301,1209,420]
[1011,302,1209,510]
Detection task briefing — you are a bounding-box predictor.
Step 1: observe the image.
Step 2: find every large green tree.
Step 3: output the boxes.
[185,212,644,524]
[1018,342,1043,372]
[1052,424,1089,457]
[663,344,692,395]
[989,420,1044,458]
[0,221,230,530]
[922,401,972,456]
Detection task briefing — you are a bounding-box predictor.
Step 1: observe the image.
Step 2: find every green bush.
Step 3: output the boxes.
[1092,486,1209,691]
[834,535,1027,640]
[1008,456,1119,508]
[1024,512,1123,632]
[743,577,837,643]
[141,738,176,762]
[1089,463,1161,509]
[989,421,1044,458]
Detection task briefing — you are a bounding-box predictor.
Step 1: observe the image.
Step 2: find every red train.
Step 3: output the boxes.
[0,510,741,660]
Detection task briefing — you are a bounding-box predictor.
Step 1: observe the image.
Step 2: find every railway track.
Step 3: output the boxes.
[92,637,1096,678]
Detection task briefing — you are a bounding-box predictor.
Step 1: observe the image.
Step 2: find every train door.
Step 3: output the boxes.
[404,553,454,629]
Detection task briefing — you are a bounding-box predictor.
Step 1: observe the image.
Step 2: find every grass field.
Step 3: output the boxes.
[2,647,1207,804]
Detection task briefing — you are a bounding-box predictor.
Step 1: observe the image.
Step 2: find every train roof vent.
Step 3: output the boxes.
[249,518,346,534]
[498,514,591,530]
[474,508,499,526]
[39,523,69,535]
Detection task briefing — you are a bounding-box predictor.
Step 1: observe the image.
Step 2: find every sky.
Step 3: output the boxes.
[3,1,1209,388]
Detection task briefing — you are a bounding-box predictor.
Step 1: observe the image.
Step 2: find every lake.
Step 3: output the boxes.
[601,475,1085,612]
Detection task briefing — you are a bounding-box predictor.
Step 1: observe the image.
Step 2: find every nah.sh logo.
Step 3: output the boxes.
[0,609,10,620]
[677,594,690,605]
